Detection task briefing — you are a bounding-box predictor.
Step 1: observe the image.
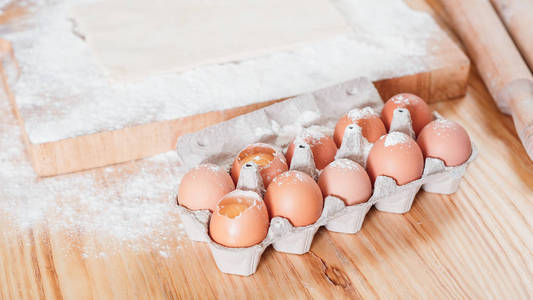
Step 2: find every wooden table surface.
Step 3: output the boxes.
[1,1,533,299]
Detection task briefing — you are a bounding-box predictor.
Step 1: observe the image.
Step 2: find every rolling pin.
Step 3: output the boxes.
[440,0,533,161]
[490,0,533,72]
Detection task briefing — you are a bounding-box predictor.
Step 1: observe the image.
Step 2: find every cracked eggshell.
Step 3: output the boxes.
[318,159,372,206]
[334,107,386,146]
[367,132,424,186]
[264,170,323,227]
[178,164,235,212]
[382,93,433,135]
[209,190,270,248]
[231,143,288,188]
[417,119,472,167]
[286,131,337,170]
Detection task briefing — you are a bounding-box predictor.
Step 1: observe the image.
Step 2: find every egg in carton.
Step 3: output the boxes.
[175,77,478,275]
[330,107,478,218]
[177,147,346,276]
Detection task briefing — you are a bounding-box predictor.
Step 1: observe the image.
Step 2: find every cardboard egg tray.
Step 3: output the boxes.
[175,77,477,276]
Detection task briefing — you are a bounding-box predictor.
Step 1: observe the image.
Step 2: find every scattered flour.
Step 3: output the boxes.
[297,110,321,127]
[392,94,411,105]
[0,0,439,257]
[383,132,410,147]
[347,107,378,121]
[0,91,187,257]
[432,119,456,130]
[1,0,437,144]
[430,119,459,137]
[296,126,330,144]
[0,0,11,11]
[272,170,308,185]
[270,113,335,148]
[330,158,362,170]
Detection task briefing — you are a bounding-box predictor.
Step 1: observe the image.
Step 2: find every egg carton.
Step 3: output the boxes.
[332,107,478,214]
[175,77,477,276]
[177,160,348,276]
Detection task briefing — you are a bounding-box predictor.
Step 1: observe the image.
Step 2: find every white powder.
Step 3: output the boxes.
[296,126,331,143]
[432,119,456,130]
[3,0,437,144]
[270,113,335,149]
[383,132,410,147]
[297,110,321,127]
[330,158,362,170]
[272,170,308,185]
[392,94,411,105]
[194,163,223,173]
[0,0,11,11]
[347,106,378,121]
[0,92,187,257]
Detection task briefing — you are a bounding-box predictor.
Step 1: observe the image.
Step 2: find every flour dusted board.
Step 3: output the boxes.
[70,0,351,81]
[0,0,469,176]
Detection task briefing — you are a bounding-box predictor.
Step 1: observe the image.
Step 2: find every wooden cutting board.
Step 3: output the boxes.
[0,0,469,177]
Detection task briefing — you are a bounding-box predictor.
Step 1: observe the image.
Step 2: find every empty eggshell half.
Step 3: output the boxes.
[209,190,270,248]
[178,164,235,211]
[231,143,288,188]
[286,129,337,170]
[318,159,372,206]
[264,170,323,227]
[334,107,386,146]
[367,132,425,185]
[382,93,433,135]
[417,119,472,166]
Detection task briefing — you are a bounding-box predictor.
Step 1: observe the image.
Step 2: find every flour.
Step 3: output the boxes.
[330,158,362,170]
[384,132,410,147]
[2,0,437,144]
[347,107,378,121]
[0,0,11,11]
[0,92,187,257]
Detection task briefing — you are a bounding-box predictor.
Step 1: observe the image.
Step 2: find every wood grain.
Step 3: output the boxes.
[1,1,532,299]
[0,0,470,177]
[490,0,533,72]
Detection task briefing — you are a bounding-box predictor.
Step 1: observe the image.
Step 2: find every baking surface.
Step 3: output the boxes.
[6,0,443,144]
[1,1,532,300]
[0,0,470,177]
[70,0,350,81]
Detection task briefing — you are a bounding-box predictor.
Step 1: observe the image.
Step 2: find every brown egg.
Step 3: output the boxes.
[382,93,433,135]
[231,143,288,188]
[367,132,424,185]
[318,159,372,205]
[286,130,337,169]
[178,164,235,211]
[417,119,472,166]
[264,170,323,227]
[334,108,387,146]
[209,190,270,248]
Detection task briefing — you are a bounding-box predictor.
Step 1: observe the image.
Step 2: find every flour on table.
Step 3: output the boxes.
[2,0,437,144]
[0,91,187,257]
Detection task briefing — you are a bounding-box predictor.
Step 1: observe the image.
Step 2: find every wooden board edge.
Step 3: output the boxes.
[373,56,470,103]
[28,98,285,177]
[0,39,41,175]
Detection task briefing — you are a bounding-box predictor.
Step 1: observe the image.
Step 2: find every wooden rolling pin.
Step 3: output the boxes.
[440,0,533,161]
[491,0,533,72]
